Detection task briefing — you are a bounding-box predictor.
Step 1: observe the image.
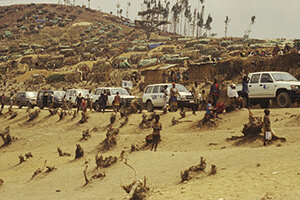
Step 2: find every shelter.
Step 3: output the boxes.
[187,61,216,82]
[142,64,179,85]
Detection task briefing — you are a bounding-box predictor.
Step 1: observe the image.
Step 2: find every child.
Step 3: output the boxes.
[263,109,272,146]
[151,114,162,151]
[114,92,121,112]
[205,100,214,119]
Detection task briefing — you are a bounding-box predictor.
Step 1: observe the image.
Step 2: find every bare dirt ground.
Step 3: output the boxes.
[0,107,299,200]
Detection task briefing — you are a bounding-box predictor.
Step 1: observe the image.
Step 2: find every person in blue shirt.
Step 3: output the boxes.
[206,100,214,119]
[241,76,250,108]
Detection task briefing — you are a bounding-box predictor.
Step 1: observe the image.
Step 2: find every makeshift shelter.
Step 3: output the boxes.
[188,61,216,82]
[142,64,179,85]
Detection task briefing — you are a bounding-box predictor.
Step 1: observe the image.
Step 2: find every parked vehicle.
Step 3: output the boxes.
[16,91,38,108]
[234,71,300,108]
[37,90,66,109]
[142,83,193,112]
[65,89,90,105]
[92,87,136,111]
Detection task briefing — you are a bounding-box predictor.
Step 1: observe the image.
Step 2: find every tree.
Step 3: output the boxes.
[224,16,230,38]
[116,2,120,17]
[184,5,192,36]
[126,2,131,18]
[244,15,256,39]
[87,0,90,8]
[136,0,170,39]
[192,8,197,37]
[204,14,213,37]
[197,5,205,37]
[171,2,181,33]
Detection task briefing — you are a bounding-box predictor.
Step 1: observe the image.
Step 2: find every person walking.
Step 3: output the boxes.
[151,114,162,151]
[263,109,272,146]
[241,76,250,108]
[209,79,220,107]
[76,93,83,113]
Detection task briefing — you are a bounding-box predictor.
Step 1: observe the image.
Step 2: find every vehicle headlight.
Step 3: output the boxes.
[291,85,300,90]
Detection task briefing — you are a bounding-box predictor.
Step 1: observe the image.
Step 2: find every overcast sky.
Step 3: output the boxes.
[1,0,300,39]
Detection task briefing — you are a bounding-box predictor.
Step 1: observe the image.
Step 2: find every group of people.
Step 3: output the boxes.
[162,69,189,84]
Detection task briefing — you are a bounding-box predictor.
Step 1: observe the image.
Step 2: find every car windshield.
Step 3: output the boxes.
[26,92,37,98]
[79,90,89,97]
[54,91,65,97]
[271,73,297,81]
[111,88,130,95]
[167,84,189,93]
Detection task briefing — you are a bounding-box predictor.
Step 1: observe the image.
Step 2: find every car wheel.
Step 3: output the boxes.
[276,92,291,108]
[259,100,270,109]
[18,102,22,109]
[94,101,100,112]
[146,100,154,112]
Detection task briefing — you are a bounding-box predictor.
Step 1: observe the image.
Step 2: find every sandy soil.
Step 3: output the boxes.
[0,107,299,200]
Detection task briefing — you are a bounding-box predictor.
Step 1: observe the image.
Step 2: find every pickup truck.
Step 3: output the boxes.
[234,71,300,108]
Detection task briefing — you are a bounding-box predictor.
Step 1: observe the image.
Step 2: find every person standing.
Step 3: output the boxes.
[76,93,83,113]
[200,90,206,110]
[241,76,250,108]
[169,82,180,112]
[162,85,168,110]
[263,109,272,146]
[86,90,93,111]
[191,82,200,115]
[99,90,108,113]
[81,98,87,113]
[151,114,162,151]
[209,79,220,107]
[1,93,5,110]
[114,92,121,112]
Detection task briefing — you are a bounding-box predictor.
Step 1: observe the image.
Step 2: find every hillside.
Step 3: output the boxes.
[0,107,300,199]
[0,4,299,98]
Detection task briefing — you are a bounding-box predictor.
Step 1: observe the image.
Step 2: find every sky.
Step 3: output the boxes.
[1,0,300,39]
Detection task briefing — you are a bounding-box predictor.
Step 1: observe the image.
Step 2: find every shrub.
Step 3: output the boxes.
[46,73,65,83]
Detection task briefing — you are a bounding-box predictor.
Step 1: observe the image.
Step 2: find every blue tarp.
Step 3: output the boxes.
[148,43,163,50]
[36,19,46,23]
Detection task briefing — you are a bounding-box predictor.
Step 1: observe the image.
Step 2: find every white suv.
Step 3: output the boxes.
[143,83,193,111]
[65,89,90,105]
[234,71,300,108]
[92,87,137,110]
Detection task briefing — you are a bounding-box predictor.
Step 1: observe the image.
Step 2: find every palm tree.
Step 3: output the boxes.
[244,15,256,39]
[224,16,230,38]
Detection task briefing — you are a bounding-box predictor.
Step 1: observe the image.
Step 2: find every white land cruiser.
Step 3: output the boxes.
[65,89,90,105]
[142,83,193,112]
[235,71,300,108]
[92,87,137,110]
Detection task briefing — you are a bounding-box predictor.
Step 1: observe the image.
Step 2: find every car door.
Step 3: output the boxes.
[258,73,276,97]
[143,86,153,103]
[248,73,261,98]
[150,85,160,107]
